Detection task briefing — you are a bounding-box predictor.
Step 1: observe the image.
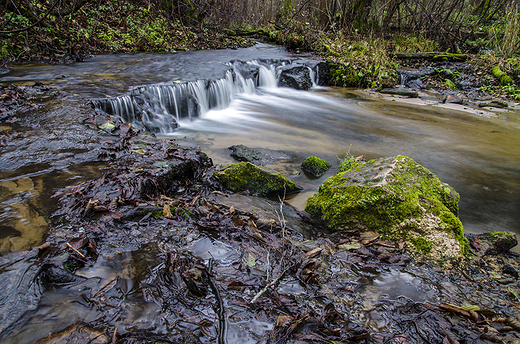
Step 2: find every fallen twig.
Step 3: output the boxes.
[66,242,86,259]
[250,268,289,304]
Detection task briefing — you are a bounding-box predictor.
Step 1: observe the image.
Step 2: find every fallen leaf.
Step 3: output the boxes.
[99,122,115,131]
[163,204,173,218]
[246,252,256,268]
[304,247,323,259]
[338,242,362,250]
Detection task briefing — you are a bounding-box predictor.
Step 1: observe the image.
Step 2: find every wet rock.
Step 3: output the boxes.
[445,95,464,104]
[230,60,260,80]
[305,61,331,86]
[478,100,508,108]
[467,231,518,257]
[305,155,468,261]
[379,87,418,98]
[300,156,331,178]
[39,253,84,288]
[33,323,109,344]
[213,162,301,197]
[456,74,480,90]
[398,68,435,88]
[279,65,313,90]
[229,144,292,166]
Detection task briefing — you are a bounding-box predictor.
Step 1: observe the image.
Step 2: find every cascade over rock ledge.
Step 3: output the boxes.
[305,155,469,261]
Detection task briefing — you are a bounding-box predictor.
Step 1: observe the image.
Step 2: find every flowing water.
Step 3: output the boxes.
[1,43,520,343]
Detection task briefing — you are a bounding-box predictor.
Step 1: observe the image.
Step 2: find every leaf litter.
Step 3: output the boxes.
[5,123,520,344]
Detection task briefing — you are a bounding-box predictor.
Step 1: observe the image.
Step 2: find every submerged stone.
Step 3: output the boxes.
[213,162,301,197]
[305,155,468,260]
[301,156,331,178]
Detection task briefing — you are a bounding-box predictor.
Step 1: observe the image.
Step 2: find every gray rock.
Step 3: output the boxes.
[444,95,464,104]
[304,61,331,86]
[278,65,313,90]
[380,87,418,98]
[229,144,292,166]
[398,68,435,87]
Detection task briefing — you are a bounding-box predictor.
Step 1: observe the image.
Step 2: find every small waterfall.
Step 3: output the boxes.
[92,59,321,134]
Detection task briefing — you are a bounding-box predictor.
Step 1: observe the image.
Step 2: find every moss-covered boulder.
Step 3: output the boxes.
[213,162,301,197]
[301,156,331,178]
[305,155,468,260]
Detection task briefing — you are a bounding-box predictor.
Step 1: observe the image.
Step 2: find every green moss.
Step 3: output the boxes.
[432,53,467,62]
[489,231,516,240]
[501,75,513,85]
[301,156,331,177]
[492,65,513,86]
[410,237,433,254]
[213,162,301,197]
[178,207,194,219]
[305,155,468,258]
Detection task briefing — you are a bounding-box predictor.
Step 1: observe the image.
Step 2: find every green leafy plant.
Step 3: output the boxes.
[338,145,357,172]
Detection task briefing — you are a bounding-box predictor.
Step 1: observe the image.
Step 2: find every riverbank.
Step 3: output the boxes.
[3,126,518,343]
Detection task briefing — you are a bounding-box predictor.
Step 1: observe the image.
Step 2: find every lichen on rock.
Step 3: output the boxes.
[213,162,301,197]
[304,155,468,261]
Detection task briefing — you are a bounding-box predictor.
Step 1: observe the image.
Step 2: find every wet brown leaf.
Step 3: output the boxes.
[93,205,109,212]
[231,217,244,227]
[83,199,99,217]
[99,212,124,222]
[439,304,471,318]
[304,247,323,259]
[93,278,118,298]
[227,281,247,290]
[276,314,293,327]
[163,204,173,218]
[32,323,109,344]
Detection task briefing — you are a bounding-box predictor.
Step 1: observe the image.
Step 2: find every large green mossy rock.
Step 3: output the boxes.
[305,155,469,260]
[213,162,301,197]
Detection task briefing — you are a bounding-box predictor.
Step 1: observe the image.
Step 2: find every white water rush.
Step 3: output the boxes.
[91,59,321,133]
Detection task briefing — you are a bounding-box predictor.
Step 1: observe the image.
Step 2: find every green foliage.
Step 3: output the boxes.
[338,152,357,172]
[444,79,456,90]
[320,37,399,88]
[392,35,439,53]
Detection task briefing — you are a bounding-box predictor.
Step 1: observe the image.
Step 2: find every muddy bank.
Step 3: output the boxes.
[1,124,519,344]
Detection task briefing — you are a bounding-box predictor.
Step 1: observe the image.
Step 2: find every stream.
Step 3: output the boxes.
[1,43,520,343]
